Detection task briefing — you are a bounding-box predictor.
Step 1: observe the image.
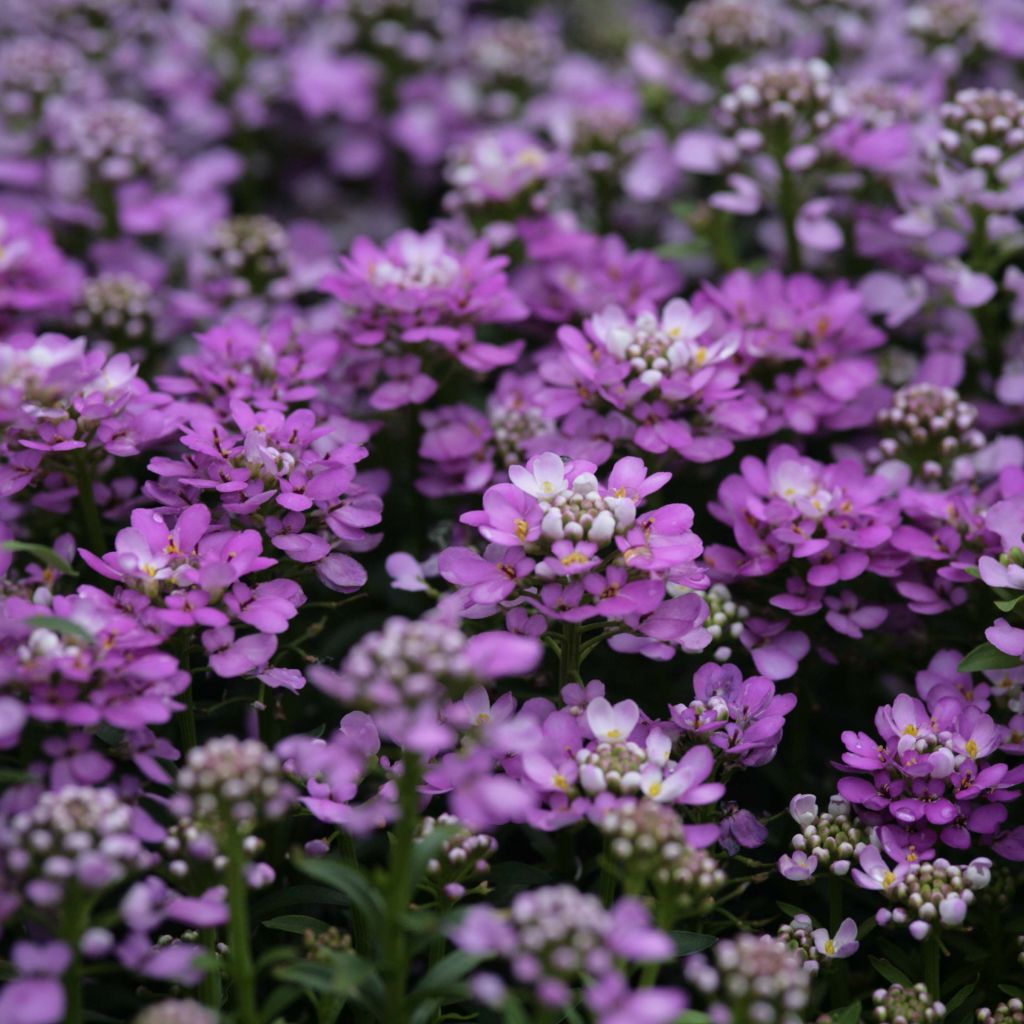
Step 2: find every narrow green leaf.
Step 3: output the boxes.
[944,978,978,1015]
[833,1002,861,1024]
[294,854,385,922]
[672,931,717,955]
[869,956,912,987]
[957,643,1021,673]
[1,540,76,575]
[259,984,304,1023]
[262,914,330,935]
[274,953,375,997]
[776,902,809,921]
[25,614,93,643]
[252,884,354,921]
[411,951,485,1000]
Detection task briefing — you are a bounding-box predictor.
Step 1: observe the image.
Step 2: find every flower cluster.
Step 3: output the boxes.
[854,846,993,939]
[669,662,797,768]
[441,452,710,657]
[777,913,859,973]
[595,797,727,915]
[779,793,868,880]
[838,686,1024,850]
[3,0,1024,1021]
[873,983,947,1024]
[452,885,684,1024]
[684,933,811,1024]
[320,229,528,410]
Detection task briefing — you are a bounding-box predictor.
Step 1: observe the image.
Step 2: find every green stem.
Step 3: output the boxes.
[338,830,371,959]
[777,158,803,272]
[224,823,259,1024]
[72,453,106,555]
[923,933,941,999]
[558,622,581,689]
[708,207,739,271]
[598,841,617,907]
[176,635,197,753]
[385,754,423,1024]
[828,872,843,932]
[61,898,91,1024]
[828,874,850,1007]
[198,928,222,1011]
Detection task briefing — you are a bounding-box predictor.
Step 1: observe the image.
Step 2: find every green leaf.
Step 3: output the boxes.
[944,978,978,1015]
[672,931,717,955]
[501,996,532,1024]
[957,642,1021,673]
[263,914,330,936]
[776,902,809,921]
[994,594,1024,613]
[833,1002,861,1024]
[273,952,376,998]
[999,985,1024,999]
[252,884,355,921]
[869,956,912,987]
[675,1013,713,1024]
[1,541,76,575]
[294,854,385,923]
[489,860,552,901]
[259,984,304,1024]
[411,951,485,1001]
[25,614,93,643]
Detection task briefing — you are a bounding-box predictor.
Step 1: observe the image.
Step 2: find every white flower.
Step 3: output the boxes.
[586,697,639,742]
[509,451,568,499]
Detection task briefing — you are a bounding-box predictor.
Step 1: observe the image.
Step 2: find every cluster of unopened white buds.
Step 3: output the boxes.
[161,816,270,885]
[877,856,992,939]
[906,0,980,46]
[599,798,726,914]
[504,885,617,986]
[776,915,818,972]
[74,272,155,345]
[0,37,91,118]
[872,983,946,1024]
[576,740,650,796]
[673,0,780,66]
[787,794,867,876]
[979,999,1024,1024]
[704,583,749,661]
[467,17,562,89]
[871,383,985,480]
[490,399,553,467]
[417,813,497,901]
[134,999,218,1024]
[719,59,848,153]
[685,933,810,1024]
[174,737,295,837]
[206,214,291,296]
[939,88,1024,176]
[51,98,165,182]
[0,785,155,906]
[344,0,452,64]
[335,616,481,710]
[537,472,634,547]
[17,625,85,668]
